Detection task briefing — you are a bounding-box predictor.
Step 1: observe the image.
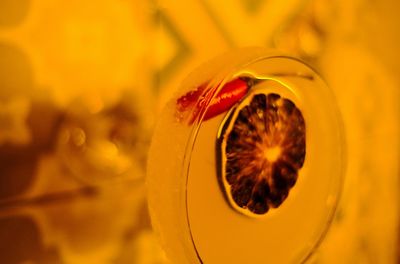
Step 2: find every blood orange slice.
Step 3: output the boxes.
[218,91,306,216]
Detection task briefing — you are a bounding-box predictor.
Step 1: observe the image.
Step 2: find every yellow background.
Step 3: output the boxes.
[0,0,399,263]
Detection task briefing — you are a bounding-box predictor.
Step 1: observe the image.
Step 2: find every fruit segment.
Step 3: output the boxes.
[176,78,249,124]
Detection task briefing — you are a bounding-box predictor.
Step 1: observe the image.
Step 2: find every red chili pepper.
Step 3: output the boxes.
[176,78,249,124]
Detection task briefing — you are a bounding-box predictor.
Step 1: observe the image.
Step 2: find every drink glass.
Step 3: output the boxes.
[147,48,345,264]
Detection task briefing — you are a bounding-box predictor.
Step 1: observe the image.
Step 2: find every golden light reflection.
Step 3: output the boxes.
[0,0,398,263]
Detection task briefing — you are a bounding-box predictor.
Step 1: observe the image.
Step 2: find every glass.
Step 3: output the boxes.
[147,49,345,263]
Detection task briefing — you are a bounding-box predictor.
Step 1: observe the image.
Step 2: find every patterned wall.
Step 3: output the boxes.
[0,0,399,263]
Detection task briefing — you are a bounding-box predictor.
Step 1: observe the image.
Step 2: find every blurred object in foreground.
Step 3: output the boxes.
[0,180,165,264]
[56,93,150,185]
[0,0,165,263]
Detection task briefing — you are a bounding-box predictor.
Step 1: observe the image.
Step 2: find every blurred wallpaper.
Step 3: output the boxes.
[0,0,399,263]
